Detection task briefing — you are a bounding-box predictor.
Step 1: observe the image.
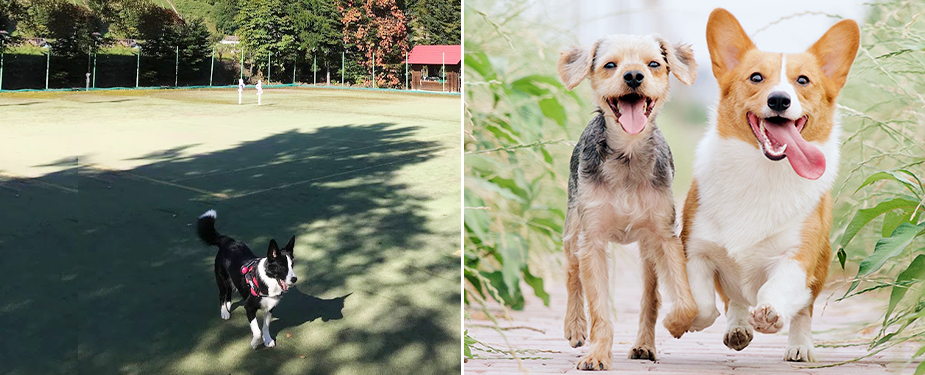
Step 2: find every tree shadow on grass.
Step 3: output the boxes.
[72,122,460,375]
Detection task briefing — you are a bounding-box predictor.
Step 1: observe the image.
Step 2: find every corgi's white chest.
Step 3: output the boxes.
[690,123,840,255]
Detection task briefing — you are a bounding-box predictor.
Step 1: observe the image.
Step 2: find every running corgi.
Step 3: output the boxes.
[681,8,859,362]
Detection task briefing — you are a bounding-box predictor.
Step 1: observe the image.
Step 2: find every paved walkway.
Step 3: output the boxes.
[465,248,920,374]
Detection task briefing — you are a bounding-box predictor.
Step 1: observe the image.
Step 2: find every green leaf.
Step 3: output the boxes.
[846,222,925,295]
[882,208,914,237]
[523,267,550,306]
[464,192,492,244]
[885,254,925,325]
[498,234,526,298]
[916,361,925,375]
[856,170,922,197]
[837,247,847,270]
[538,97,567,127]
[840,198,919,248]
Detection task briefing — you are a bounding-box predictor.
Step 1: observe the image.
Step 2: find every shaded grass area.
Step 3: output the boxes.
[0,88,461,375]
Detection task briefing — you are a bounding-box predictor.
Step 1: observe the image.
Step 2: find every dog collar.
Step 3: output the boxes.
[240,258,270,297]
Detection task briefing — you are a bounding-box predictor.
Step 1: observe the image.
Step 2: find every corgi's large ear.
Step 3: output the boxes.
[807,19,859,90]
[557,41,600,90]
[267,239,280,258]
[656,37,698,86]
[706,8,755,79]
[284,235,296,252]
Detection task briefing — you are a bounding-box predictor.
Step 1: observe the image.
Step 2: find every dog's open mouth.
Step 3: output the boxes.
[746,112,825,180]
[606,93,654,135]
[278,279,289,292]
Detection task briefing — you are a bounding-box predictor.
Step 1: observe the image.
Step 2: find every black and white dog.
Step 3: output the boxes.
[197,209,298,349]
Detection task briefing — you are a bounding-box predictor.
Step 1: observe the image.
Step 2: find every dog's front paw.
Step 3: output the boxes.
[564,317,587,348]
[723,326,753,351]
[576,352,612,371]
[664,306,697,338]
[785,345,815,362]
[749,304,784,334]
[264,338,276,348]
[689,307,720,332]
[250,336,262,349]
[628,345,656,361]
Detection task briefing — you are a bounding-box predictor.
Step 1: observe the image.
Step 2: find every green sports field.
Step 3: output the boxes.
[0,87,461,375]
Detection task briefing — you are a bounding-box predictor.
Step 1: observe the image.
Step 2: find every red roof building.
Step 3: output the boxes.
[407,45,461,92]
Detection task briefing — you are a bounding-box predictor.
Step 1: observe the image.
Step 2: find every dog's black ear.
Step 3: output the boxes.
[285,235,296,253]
[656,37,698,86]
[557,40,600,91]
[267,239,280,258]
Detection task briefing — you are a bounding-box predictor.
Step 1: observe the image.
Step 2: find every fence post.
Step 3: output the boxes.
[0,49,4,91]
[136,49,140,88]
[341,50,344,86]
[240,45,244,82]
[293,53,297,84]
[313,53,316,85]
[92,49,97,88]
[372,51,375,88]
[45,46,50,90]
[267,51,271,83]
[405,51,408,90]
[442,52,445,92]
[209,46,214,86]
[174,45,179,87]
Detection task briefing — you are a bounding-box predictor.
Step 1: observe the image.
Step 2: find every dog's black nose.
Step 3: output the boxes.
[623,70,644,88]
[767,92,791,111]
[290,277,297,284]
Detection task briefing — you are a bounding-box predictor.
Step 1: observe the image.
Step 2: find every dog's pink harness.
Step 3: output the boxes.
[240,258,266,297]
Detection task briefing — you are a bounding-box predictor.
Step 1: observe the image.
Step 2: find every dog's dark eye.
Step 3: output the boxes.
[603,62,616,69]
[648,61,660,69]
[750,73,764,83]
[796,75,810,85]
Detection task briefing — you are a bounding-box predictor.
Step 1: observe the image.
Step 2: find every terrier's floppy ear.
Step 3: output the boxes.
[267,239,280,258]
[656,37,698,86]
[807,19,860,90]
[706,8,755,78]
[557,41,600,90]
[285,235,296,252]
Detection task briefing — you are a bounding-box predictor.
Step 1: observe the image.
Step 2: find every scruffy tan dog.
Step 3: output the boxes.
[557,34,698,370]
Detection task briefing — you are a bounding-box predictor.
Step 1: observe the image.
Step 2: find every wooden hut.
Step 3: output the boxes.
[408,45,460,92]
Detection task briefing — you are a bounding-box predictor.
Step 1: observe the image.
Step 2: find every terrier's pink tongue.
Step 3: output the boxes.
[764,122,826,180]
[617,99,646,135]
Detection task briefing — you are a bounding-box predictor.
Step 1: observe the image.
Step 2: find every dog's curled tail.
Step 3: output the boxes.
[197,209,222,246]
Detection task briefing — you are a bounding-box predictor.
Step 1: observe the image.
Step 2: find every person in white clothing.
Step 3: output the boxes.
[256,80,263,105]
[238,79,245,105]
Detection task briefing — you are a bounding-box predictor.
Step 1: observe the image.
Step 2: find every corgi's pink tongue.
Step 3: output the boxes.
[617,99,646,135]
[765,121,826,180]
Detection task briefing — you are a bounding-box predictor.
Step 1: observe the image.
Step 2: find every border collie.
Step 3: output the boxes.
[197,209,298,349]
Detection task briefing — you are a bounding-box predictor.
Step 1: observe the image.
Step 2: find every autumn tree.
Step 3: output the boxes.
[338,0,409,88]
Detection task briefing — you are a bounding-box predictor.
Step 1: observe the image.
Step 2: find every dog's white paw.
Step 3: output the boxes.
[220,308,230,320]
[749,304,784,334]
[264,338,276,348]
[251,336,262,349]
[689,307,720,332]
[785,345,815,362]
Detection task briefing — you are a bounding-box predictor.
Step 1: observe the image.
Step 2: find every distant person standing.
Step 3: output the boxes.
[256,80,263,106]
[238,79,245,105]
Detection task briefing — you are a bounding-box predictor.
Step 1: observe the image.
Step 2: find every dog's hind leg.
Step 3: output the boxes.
[629,256,659,361]
[575,231,613,370]
[215,262,232,320]
[563,208,587,348]
[654,235,698,338]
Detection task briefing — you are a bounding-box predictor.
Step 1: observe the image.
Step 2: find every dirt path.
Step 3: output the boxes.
[465,247,920,374]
